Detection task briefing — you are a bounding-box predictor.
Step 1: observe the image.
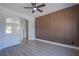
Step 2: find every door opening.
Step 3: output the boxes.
[20,18,28,41]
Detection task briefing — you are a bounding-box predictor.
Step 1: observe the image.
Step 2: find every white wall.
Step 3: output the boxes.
[0,7,4,49]
[28,17,35,40]
[0,6,35,50]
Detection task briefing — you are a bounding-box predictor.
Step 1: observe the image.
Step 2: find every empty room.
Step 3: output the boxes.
[0,3,79,56]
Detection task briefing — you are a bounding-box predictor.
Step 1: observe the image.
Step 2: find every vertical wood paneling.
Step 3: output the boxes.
[35,4,79,46]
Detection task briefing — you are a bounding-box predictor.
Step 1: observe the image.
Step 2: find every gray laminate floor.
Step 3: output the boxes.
[0,40,79,56]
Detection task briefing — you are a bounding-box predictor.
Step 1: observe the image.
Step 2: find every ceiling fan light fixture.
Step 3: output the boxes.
[24,3,46,13]
[33,8,37,11]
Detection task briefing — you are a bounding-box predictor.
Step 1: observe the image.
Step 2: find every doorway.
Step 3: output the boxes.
[20,18,28,40]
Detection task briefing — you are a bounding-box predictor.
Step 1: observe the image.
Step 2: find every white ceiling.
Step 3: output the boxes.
[0,3,77,17]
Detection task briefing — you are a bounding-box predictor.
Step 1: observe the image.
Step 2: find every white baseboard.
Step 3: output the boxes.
[36,38,79,50]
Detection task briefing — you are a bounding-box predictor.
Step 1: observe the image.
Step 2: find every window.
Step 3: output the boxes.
[6,17,19,24]
[6,26,12,34]
[6,17,20,34]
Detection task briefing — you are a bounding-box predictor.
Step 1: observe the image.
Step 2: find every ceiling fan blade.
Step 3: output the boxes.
[31,3,36,7]
[37,9,43,12]
[32,10,35,13]
[37,4,45,8]
[24,7,33,9]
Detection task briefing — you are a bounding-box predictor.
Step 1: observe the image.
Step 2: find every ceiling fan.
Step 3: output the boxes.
[24,3,46,13]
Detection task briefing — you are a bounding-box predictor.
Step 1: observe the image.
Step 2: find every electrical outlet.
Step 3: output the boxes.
[71,41,74,45]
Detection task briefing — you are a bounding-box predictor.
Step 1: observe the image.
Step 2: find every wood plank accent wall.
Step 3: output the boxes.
[35,4,79,47]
